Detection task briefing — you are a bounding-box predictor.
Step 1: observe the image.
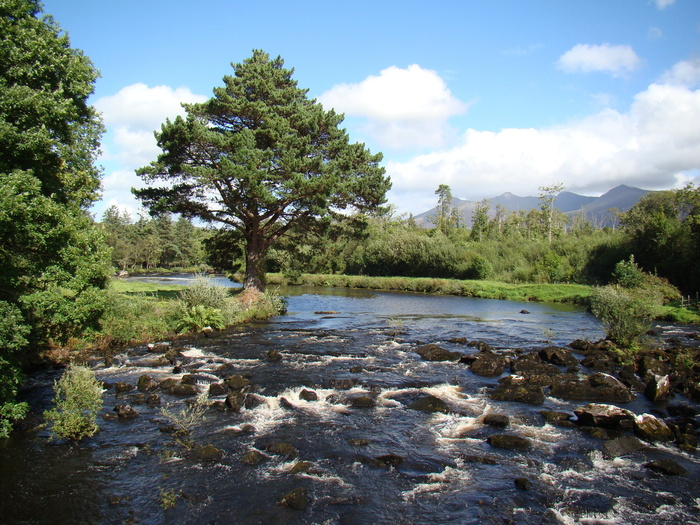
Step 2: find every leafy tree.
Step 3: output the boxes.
[135,50,390,291]
[622,186,700,293]
[0,0,109,436]
[434,184,453,234]
[539,183,565,243]
[470,199,490,242]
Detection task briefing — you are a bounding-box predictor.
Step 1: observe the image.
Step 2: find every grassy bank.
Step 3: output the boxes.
[61,278,285,353]
[265,273,593,304]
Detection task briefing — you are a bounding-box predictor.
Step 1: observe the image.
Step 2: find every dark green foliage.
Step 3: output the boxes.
[0,0,109,435]
[100,207,208,270]
[622,185,700,293]
[0,0,103,207]
[135,50,390,291]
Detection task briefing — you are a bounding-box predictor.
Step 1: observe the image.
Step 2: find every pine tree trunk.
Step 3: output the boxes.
[244,235,266,292]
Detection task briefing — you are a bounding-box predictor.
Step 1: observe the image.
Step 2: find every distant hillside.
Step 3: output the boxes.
[414,185,650,228]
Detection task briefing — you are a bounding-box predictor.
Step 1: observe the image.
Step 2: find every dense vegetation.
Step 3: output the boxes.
[0,0,111,437]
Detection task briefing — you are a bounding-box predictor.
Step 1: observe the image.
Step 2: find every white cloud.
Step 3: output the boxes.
[95,83,207,168]
[318,65,469,150]
[557,44,641,76]
[651,0,675,9]
[388,62,700,213]
[92,84,207,219]
[648,26,663,40]
[659,58,700,88]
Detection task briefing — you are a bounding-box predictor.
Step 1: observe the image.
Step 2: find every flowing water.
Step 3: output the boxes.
[1,279,699,524]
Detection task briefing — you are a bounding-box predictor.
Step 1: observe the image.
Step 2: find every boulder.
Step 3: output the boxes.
[146,394,161,406]
[551,373,634,403]
[514,477,532,490]
[603,436,646,458]
[264,442,299,458]
[580,351,616,372]
[539,410,575,427]
[351,396,376,409]
[299,389,318,402]
[114,382,134,394]
[169,383,199,396]
[329,378,356,390]
[147,342,171,353]
[639,356,669,380]
[225,374,250,391]
[191,444,223,462]
[483,414,510,428]
[644,374,672,402]
[490,375,545,405]
[633,414,674,442]
[644,459,688,476]
[225,391,245,412]
[470,352,509,377]
[266,349,282,361]
[407,395,449,413]
[113,404,138,419]
[208,383,227,397]
[137,374,159,392]
[242,450,266,466]
[574,403,635,429]
[415,344,461,362]
[279,487,309,510]
[511,353,561,381]
[538,346,579,369]
[159,377,178,390]
[486,434,532,451]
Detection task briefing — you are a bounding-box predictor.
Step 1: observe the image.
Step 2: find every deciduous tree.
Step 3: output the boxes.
[135,50,389,291]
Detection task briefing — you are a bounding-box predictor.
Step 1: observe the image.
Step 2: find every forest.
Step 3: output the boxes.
[100,183,700,297]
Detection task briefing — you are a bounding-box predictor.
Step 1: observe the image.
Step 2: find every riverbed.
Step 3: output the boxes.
[1,283,698,524]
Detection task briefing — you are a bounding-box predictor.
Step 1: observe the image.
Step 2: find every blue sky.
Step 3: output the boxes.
[42,0,700,218]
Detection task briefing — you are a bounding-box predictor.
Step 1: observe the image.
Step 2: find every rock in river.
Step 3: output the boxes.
[415,344,461,362]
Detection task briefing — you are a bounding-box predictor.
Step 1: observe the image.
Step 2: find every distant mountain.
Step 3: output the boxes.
[414,185,651,228]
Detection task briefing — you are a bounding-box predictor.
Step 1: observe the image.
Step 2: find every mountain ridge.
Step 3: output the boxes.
[414,184,651,228]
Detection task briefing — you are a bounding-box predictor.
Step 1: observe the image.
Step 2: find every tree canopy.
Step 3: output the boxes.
[0,0,109,436]
[135,50,390,291]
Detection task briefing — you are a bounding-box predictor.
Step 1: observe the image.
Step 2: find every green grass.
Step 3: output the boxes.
[265,273,593,304]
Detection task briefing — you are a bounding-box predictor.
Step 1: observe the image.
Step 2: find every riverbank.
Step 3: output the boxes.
[265,272,592,303]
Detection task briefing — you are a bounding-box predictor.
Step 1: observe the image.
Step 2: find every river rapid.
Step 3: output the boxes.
[1,279,699,524]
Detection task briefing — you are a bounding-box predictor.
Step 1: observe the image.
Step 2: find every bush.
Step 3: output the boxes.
[0,301,30,438]
[590,285,660,348]
[178,274,231,309]
[174,304,226,333]
[44,365,103,440]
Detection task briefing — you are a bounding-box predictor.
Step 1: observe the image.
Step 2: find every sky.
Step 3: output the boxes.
[41,0,700,218]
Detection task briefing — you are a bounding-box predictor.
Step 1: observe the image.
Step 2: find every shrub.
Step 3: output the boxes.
[159,392,209,435]
[590,285,660,348]
[174,304,226,333]
[0,301,30,438]
[44,365,103,440]
[178,274,231,309]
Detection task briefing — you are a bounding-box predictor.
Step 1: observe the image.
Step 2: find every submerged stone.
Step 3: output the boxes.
[279,487,309,510]
[407,395,449,413]
[486,434,532,451]
[644,459,688,476]
[415,344,461,362]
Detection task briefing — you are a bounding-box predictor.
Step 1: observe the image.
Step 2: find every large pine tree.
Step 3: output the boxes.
[135,50,390,291]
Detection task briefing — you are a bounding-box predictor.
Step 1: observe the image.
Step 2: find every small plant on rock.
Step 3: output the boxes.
[44,365,104,440]
[159,392,209,436]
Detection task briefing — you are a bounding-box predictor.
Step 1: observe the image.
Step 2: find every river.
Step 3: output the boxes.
[1,278,698,524]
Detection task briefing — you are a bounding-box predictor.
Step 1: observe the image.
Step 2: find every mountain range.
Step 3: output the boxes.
[413,185,651,229]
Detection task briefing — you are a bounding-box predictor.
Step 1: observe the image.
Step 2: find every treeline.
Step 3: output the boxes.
[267,185,700,295]
[100,206,209,271]
[100,185,700,296]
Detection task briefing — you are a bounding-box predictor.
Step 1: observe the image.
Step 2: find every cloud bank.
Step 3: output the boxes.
[386,60,700,211]
[94,84,206,217]
[318,64,469,150]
